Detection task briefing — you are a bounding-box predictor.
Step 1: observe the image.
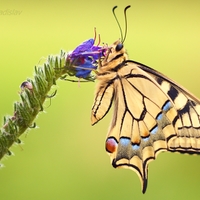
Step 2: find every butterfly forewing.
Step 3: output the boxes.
[91,40,200,193]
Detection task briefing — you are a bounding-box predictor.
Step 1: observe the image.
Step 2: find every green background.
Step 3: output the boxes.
[1,0,200,199]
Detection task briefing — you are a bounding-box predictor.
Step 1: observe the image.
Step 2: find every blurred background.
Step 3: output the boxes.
[1,0,200,199]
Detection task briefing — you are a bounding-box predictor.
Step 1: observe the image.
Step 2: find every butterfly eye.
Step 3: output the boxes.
[115,43,123,52]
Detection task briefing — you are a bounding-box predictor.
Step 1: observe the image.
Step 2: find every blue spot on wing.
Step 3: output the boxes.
[132,144,140,150]
[119,138,130,146]
[156,113,163,121]
[150,126,158,134]
[142,137,150,142]
[163,101,171,112]
[120,137,140,150]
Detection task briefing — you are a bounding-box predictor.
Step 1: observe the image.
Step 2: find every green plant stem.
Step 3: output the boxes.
[0,50,94,160]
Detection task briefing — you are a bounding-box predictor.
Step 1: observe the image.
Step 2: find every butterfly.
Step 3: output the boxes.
[90,6,200,193]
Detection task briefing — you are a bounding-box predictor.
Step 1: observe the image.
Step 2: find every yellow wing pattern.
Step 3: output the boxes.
[91,40,200,193]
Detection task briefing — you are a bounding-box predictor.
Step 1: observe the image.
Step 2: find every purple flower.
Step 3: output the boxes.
[67,38,105,78]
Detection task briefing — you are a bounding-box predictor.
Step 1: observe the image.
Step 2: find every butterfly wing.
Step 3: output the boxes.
[91,60,200,193]
[138,61,200,153]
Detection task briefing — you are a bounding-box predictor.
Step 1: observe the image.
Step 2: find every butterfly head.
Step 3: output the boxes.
[100,40,128,71]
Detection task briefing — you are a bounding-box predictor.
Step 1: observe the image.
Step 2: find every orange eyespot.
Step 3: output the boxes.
[105,137,118,153]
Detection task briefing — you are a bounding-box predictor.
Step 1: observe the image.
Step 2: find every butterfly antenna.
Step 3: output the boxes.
[112,6,123,42]
[122,5,131,43]
[97,34,101,46]
[93,27,97,42]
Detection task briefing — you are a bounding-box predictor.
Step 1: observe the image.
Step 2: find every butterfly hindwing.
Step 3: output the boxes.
[138,62,200,153]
